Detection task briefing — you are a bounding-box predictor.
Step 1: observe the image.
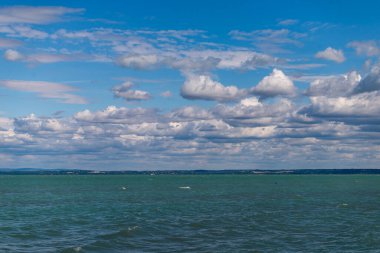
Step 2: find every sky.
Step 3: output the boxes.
[1,0,380,170]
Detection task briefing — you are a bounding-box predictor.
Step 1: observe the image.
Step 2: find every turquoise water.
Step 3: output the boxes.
[0,175,380,252]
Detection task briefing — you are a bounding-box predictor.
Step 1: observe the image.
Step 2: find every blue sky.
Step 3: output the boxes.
[1,1,380,170]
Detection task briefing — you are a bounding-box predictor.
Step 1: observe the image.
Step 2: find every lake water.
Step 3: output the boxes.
[0,175,379,252]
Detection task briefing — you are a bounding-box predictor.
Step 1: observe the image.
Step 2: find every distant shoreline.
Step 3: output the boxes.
[1,169,380,175]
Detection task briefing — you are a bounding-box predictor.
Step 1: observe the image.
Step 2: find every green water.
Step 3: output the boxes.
[0,175,379,252]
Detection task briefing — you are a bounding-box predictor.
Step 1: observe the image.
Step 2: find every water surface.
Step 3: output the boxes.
[0,175,379,252]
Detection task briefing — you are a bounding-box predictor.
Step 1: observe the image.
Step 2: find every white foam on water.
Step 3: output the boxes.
[337,203,349,208]
[121,186,127,190]
[128,226,139,231]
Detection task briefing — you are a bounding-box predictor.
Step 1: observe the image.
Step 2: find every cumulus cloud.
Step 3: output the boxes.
[315,47,345,63]
[306,71,361,97]
[0,6,84,25]
[117,54,159,70]
[306,92,380,117]
[250,69,297,98]
[14,114,72,134]
[2,97,380,170]
[213,97,294,127]
[74,106,158,124]
[352,66,380,94]
[168,106,213,121]
[0,80,87,104]
[4,49,23,61]
[181,75,245,101]
[112,81,151,101]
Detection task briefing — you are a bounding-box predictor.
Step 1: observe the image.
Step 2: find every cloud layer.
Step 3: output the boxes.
[0,4,380,170]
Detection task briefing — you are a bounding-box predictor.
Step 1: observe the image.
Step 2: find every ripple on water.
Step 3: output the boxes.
[1,175,380,252]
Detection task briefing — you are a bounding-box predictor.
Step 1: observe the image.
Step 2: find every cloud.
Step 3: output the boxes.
[160,91,172,97]
[306,71,361,97]
[13,114,72,134]
[229,29,305,53]
[3,49,110,64]
[352,66,380,94]
[306,92,380,117]
[0,25,49,39]
[117,54,159,70]
[184,50,279,71]
[117,50,279,72]
[2,97,380,170]
[0,6,84,25]
[168,106,213,121]
[213,97,293,127]
[180,74,245,101]
[0,80,87,104]
[348,41,380,57]
[0,9,379,169]
[250,69,297,98]
[112,81,151,101]
[229,29,304,45]
[74,106,158,124]
[0,38,22,47]
[51,27,281,72]
[4,49,23,61]
[315,47,345,63]
[278,19,299,26]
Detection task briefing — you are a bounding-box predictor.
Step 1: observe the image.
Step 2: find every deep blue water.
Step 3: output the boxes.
[0,175,380,252]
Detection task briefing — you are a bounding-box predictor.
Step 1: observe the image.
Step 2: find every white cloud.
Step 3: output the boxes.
[181,75,245,101]
[117,54,159,69]
[348,41,380,57]
[308,92,380,117]
[112,81,151,101]
[315,47,345,63]
[353,66,380,94]
[2,98,380,170]
[278,19,299,26]
[160,91,172,97]
[0,38,22,47]
[230,29,304,45]
[4,49,23,61]
[0,25,49,39]
[14,114,72,133]
[250,69,297,98]
[117,49,279,72]
[184,50,278,71]
[229,29,305,53]
[3,50,111,64]
[0,6,84,25]
[74,106,157,124]
[168,106,213,121]
[213,97,293,127]
[306,71,361,97]
[0,80,87,104]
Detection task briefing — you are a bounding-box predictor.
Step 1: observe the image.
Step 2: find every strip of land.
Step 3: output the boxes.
[0,168,380,175]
